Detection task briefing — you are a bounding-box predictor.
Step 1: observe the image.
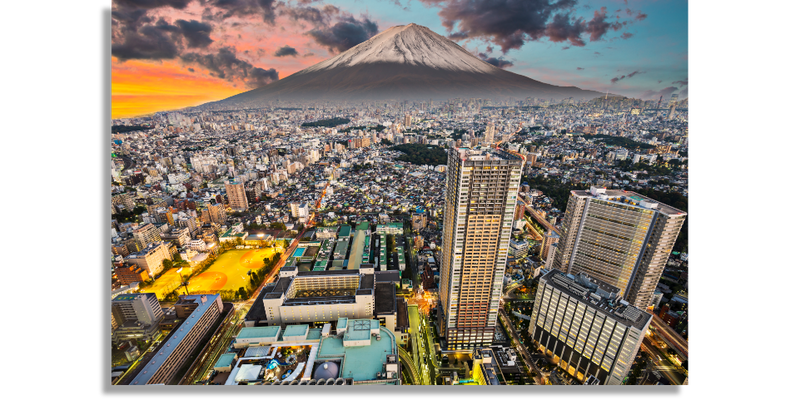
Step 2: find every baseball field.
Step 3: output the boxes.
[138,247,282,299]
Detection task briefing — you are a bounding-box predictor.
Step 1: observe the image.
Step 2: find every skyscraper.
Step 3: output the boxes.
[438,148,523,349]
[553,187,686,309]
[225,180,249,211]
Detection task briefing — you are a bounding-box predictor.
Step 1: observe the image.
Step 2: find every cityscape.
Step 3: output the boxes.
[109,0,689,386]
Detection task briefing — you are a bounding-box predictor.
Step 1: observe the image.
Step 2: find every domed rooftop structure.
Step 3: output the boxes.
[313,362,339,380]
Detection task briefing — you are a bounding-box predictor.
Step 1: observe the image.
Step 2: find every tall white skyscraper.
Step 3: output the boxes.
[438,147,523,349]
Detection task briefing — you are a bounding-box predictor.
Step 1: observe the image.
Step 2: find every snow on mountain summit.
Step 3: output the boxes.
[303,23,497,74]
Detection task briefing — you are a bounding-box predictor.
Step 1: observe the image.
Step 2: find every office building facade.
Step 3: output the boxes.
[528,270,651,385]
[439,148,522,349]
[553,187,686,309]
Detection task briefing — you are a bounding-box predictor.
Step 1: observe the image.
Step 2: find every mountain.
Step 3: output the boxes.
[208,23,604,107]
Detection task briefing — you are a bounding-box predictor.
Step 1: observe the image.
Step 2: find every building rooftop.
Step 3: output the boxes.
[214,353,237,369]
[572,188,686,216]
[237,326,280,340]
[543,271,652,331]
[317,319,396,383]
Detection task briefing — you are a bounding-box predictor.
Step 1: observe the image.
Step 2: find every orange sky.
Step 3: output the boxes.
[111,8,331,119]
[112,59,241,118]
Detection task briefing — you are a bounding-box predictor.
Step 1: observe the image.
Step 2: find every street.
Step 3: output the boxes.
[498,308,544,384]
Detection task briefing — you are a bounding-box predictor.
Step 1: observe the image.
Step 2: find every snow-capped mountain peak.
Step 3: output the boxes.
[303,23,496,74]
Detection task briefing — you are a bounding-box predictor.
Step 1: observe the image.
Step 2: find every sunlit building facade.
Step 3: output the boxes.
[438,148,522,350]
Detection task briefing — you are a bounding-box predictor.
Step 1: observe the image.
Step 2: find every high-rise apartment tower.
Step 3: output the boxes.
[438,148,523,349]
[553,187,686,309]
[225,180,249,211]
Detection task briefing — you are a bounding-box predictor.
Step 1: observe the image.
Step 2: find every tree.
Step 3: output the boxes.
[269,222,287,230]
[162,259,173,270]
[237,287,247,300]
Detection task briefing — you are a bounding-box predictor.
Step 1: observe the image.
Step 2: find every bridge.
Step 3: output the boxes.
[647,310,689,360]
[518,198,562,237]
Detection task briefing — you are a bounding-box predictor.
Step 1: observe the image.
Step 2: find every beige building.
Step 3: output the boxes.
[225,181,249,211]
[553,187,686,309]
[126,242,172,277]
[260,268,375,326]
[132,223,161,248]
[438,148,523,349]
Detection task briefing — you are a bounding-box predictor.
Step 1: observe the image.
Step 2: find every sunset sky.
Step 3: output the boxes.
[111,0,688,119]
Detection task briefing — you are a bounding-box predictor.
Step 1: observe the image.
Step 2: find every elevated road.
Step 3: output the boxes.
[647,310,688,359]
[518,198,562,237]
[398,347,422,385]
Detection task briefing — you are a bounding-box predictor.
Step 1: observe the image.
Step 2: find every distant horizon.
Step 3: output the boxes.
[112,0,688,118]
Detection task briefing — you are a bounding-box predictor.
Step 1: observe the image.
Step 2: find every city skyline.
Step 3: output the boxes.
[112,0,688,118]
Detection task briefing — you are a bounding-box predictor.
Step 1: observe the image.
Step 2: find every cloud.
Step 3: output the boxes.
[111,14,214,60]
[274,45,299,57]
[477,52,513,68]
[175,19,214,48]
[307,15,379,54]
[620,32,633,40]
[421,0,644,53]
[610,70,645,83]
[205,0,279,23]
[181,47,279,88]
[112,20,181,61]
[281,4,341,24]
[114,0,192,9]
[303,52,315,57]
[576,67,584,70]
[672,78,688,87]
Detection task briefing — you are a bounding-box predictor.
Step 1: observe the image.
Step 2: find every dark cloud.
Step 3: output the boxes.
[114,0,192,9]
[545,13,585,46]
[181,47,279,88]
[620,32,633,40]
[477,52,513,68]
[188,67,195,72]
[175,19,214,48]
[281,4,340,24]
[421,0,641,53]
[307,15,379,54]
[274,45,299,57]
[207,0,279,23]
[585,7,624,41]
[576,67,584,70]
[610,70,645,83]
[112,13,214,60]
[112,20,181,61]
[303,52,315,57]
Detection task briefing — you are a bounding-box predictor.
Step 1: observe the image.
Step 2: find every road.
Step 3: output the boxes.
[498,308,543,385]
[647,310,688,359]
[187,307,246,384]
[640,337,686,385]
[518,198,562,237]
